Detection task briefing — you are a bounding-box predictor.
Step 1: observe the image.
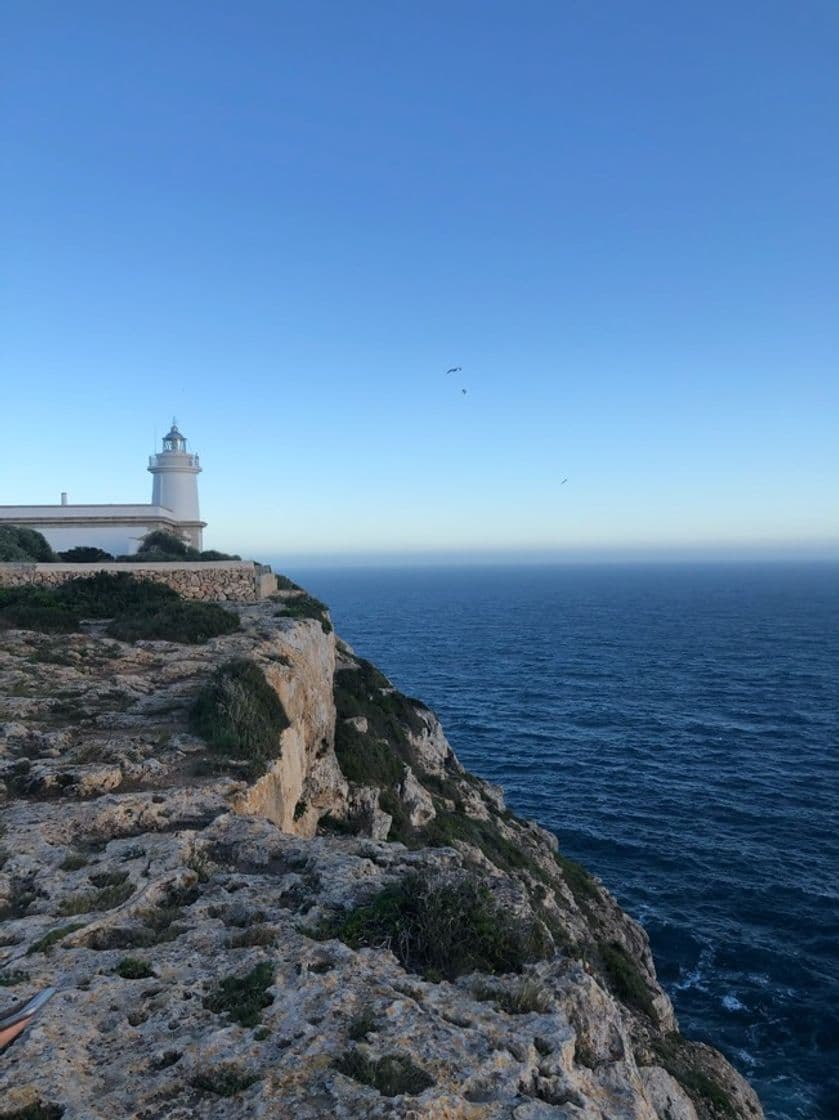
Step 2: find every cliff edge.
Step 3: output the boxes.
[0,588,763,1120]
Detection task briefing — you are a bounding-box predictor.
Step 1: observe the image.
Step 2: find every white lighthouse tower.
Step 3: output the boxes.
[148,419,205,549]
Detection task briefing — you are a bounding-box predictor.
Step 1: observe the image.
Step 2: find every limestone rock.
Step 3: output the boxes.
[0,597,763,1120]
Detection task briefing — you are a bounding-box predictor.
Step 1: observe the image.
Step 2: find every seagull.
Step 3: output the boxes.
[461,388,467,395]
[446,367,462,374]
[560,478,568,485]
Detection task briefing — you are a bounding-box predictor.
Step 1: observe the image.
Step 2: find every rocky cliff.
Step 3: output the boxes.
[0,590,763,1120]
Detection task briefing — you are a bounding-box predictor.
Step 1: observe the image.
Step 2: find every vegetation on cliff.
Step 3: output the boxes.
[321,870,551,981]
[0,579,760,1120]
[0,572,239,644]
[190,658,290,779]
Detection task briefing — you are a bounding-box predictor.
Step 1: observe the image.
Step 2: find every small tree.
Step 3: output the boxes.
[137,529,196,557]
[58,546,114,562]
[0,525,57,562]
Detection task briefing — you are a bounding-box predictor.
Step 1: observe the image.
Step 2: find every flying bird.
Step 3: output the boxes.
[446,367,462,374]
[461,388,467,395]
[560,478,568,485]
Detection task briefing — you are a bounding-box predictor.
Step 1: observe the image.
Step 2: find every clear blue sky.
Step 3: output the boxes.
[3,1,837,561]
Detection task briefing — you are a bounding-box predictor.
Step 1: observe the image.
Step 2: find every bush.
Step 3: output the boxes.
[26,923,86,955]
[116,957,154,979]
[57,880,134,916]
[57,547,114,562]
[347,1008,378,1041]
[199,549,241,561]
[191,1065,259,1097]
[329,871,550,981]
[0,525,56,562]
[106,601,239,644]
[0,1104,65,1120]
[275,593,332,633]
[53,572,178,617]
[203,961,274,1027]
[554,852,600,906]
[335,1050,433,1097]
[136,530,197,558]
[190,659,290,780]
[598,940,655,1018]
[0,597,80,634]
[652,1033,736,1117]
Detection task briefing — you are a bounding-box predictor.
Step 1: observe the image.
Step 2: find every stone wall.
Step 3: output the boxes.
[0,560,277,602]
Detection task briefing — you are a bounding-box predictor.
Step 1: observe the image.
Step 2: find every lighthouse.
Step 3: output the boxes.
[148,420,204,549]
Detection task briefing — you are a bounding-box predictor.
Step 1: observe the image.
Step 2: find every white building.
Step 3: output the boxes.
[0,421,206,556]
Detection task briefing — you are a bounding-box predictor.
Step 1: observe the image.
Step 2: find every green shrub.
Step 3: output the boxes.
[330,871,550,981]
[332,659,431,843]
[58,547,114,562]
[57,880,134,916]
[199,549,241,561]
[136,530,196,558]
[597,940,655,1018]
[61,852,90,872]
[275,593,332,633]
[347,1008,378,1041]
[116,957,154,979]
[334,660,425,742]
[26,923,85,955]
[0,586,80,633]
[651,1033,735,1117]
[229,925,276,948]
[191,1065,259,1097]
[554,852,600,905]
[190,659,290,780]
[88,870,129,889]
[0,1103,65,1120]
[106,601,239,644]
[0,600,80,633]
[53,571,178,617]
[334,720,406,788]
[472,978,551,1015]
[423,807,544,882]
[0,525,56,562]
[335,1050,433,1097]
[203,961,274,1027]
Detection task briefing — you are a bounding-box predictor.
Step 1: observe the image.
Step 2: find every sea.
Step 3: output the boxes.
[282,562,838,1120]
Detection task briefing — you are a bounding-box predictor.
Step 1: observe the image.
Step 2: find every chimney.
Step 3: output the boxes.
[61,492,68,506]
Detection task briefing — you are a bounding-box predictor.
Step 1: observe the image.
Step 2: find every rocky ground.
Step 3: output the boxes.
[0,595,763,1119]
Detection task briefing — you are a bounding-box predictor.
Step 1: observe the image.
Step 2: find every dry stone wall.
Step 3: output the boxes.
[0,560,277,601]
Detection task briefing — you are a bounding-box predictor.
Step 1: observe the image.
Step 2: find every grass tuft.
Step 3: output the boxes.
[472,978,551,1015]
[57,880,133,916]
[26,923,86,955]
[116,957,154,979]
[191,1065,259,1097]
[335,1050,433,1097]
[203,961,274,1027]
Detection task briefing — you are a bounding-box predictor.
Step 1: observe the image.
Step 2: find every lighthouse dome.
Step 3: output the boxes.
[162,421,187,452]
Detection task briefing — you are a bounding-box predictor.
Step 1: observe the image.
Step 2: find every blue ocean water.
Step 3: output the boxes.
[284,562,839,1120]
